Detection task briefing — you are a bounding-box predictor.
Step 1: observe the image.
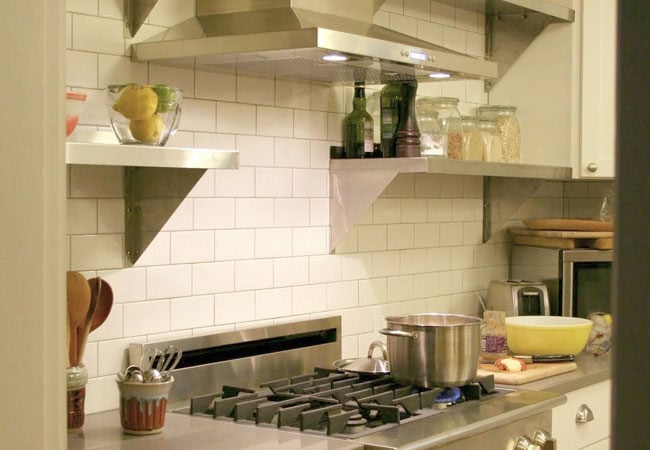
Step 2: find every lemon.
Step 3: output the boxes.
[151,84,178,113]
[113,85,158,120]
[129,114,164,143]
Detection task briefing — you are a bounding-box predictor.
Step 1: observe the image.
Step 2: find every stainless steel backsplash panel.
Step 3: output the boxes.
[128,316,342,403]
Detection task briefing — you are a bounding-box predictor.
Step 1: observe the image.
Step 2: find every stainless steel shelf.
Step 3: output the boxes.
[330,157,572,180]
[66,142,239,170]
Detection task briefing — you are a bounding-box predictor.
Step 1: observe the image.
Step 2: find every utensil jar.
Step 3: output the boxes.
[380,313,482,388]
[67,365,88,431]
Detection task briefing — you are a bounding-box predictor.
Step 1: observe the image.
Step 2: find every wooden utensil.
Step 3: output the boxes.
[66,271,91,367]
[89,277,113,333]
[77,277,101,365]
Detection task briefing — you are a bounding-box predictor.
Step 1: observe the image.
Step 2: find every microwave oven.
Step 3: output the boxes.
[510,245,613,317]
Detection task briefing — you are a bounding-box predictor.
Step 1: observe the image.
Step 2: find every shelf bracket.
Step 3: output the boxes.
[329,168,399,252]
[482,176,544,242]
[124,166,206,265]
[124,0,158,38]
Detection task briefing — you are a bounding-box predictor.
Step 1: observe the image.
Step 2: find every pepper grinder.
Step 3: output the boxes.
[395,81,420,157]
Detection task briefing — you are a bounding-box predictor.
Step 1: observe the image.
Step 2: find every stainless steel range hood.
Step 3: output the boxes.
[131,0,498,84]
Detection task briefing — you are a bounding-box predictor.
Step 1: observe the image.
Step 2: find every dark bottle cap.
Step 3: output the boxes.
[330,145,345,159]
[354,81,366,87]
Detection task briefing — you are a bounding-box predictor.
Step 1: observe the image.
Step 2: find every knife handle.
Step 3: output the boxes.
[514,354,575,363]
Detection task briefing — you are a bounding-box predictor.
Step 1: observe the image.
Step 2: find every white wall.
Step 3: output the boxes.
[64,0,612,414]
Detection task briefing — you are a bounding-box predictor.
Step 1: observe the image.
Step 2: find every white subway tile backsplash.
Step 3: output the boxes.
[171,295,214,330]
[123,299,170,336]
[159,199,193,232]
[358,225,387,252]
[428,199,453,222]
[96,337,135,378]
[292,284,327,314]
[237,135,275,167]
[452,198,476,221]
[384,173,415,197]
[388,224,415,250]
[426,247,451,272]
[195,71,236,101]
[381,0,404,14]
[215,291,255,324]
[414,173,440,197]
[387,275,414,301]
[256,168,293,197]
[257,106,294,137]
[192,261,234,294]
[309,255,342,283]
[146,265,192,299]
[466,31,485,58]
[441,80,466,101]
[390,13,418,37]
[66,50,98,88]
[414,223,439,248]
[438,270,463,295]
[341,253,373,281]
[372,251,401,277]
[414,272,438,298]
[443,25,467,53]
[72,14,124,55]
[67,199,97,235]
[455,6,480,32]
[68,0,98,14]
[99,267,146,303]
[86,303,123,342]
[236,198,274,228]
[194,198,235,230]
[274,198,310,227]
[97,198,124,233]
[134,232,170,266]
[84,343,98,377]
[274,257,309,287]
[341,307,374,336]
[335,227,358,254]
[327,113,345,141]
[309,198,329,226]
[274,138,310,168]
[255,288,292,319]
[404,0,430,20]
[70,234,123,270]
[255,228,293,258]
[235,259,274,291]
[217,102,257,135]
[194,133,236,152]
[294,110,328,140]
[180,98,216,132]
[451,246,474,269]
[359,278,387,306]
[400,249,427,274]
[440,222,464,245]
[418,20,443,45]
[326,281,359,310]
[293,169,328,198]
[293,227,328,256]
[171,230,214,263]
[276,80,311,109]
[427,295,452,313]
[98,0,123,19]
[212,167,254,198]
[237,75,275,106]
[373,198,402,224]
[70,165,123,198]
[149,65,194,97]
[309,141,331,169]
[214,229,255,261]
[401,199,428,223]
[450,292,481,316]
[463,221,483,245]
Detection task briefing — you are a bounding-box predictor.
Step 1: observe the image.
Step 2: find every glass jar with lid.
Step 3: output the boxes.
[416,97,462,159]
[461,116,484,161]
[478,119,504,162]
[477,105,520,163]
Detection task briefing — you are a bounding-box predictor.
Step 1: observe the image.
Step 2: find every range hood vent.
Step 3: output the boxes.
[129,0,574,86]
[131,0,497,84]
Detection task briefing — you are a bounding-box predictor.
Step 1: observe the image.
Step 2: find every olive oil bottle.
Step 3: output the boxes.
[343,81,374,158]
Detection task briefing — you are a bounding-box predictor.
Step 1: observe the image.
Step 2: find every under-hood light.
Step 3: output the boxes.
[323,53,349,62]
[429,72,451,79]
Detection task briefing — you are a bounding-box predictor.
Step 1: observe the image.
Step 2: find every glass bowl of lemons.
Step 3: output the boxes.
[107,84,182,146]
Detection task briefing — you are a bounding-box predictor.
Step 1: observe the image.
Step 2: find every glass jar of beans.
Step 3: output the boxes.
[477,105,520,163]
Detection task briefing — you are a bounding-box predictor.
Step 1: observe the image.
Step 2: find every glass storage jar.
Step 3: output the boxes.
[416,97,462,159]
[461,116,484,161]
[477,105,520,163]
[67,365,88,431]
[478,119,504,162]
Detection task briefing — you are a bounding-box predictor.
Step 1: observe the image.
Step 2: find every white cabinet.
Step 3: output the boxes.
[578,0,617,178]
[552,379,611,449]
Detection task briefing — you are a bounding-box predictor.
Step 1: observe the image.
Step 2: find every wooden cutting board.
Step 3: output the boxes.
[523,218,613,232]
[509,227,614,250]
[477,362,578,385]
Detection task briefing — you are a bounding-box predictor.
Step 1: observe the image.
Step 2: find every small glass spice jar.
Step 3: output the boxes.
[478,119,504,162]
[67,365,88,432]
[416,97,462,159]
[478,105,520,163]
[461,116,484,161]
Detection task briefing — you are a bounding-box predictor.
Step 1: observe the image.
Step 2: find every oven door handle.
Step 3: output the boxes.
[379,328,418,339]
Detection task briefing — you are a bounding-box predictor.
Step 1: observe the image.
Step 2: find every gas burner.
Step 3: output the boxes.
[343,414,368,434]
[434,387,463,408]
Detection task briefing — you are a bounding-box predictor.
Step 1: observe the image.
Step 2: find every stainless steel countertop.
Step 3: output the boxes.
[68,352,611,450]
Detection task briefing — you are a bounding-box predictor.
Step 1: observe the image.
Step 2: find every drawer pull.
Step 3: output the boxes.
[515,436,542,450]
[575,404,595,423]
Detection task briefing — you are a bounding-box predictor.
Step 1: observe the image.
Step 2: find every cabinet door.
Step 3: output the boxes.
[579,0,617,178]
[552,380,611,449]
[582,437,610,450]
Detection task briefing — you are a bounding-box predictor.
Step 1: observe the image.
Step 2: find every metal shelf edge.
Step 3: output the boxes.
[65,142,239,170]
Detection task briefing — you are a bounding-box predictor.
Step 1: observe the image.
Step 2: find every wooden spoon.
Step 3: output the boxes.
[77,277,101,365]
[89,277,113,333]
[66,271,90,367]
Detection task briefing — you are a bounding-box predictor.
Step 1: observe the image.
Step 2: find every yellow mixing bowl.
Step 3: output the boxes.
[505,316,593,355]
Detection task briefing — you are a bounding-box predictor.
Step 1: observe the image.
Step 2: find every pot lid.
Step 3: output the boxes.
[333,340,390,374]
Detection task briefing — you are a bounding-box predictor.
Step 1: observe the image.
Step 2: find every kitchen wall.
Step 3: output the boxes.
[65,0,612,413]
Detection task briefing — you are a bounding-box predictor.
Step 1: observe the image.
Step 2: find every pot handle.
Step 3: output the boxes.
[379,328,418,339]
[367,340,389,359]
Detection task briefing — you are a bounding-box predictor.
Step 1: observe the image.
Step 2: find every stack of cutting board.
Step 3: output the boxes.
[477,361,578,385]
[509,219,614,250]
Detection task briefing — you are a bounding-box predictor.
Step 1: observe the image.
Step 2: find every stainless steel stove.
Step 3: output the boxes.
[129,317,564,449]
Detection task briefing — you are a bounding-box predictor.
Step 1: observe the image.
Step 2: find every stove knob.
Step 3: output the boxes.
[533,430,557,450]
[515,436,542,450]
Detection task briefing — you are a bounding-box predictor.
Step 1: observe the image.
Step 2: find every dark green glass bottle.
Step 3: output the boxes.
[380,81,404,158]
[343,81,374,158]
